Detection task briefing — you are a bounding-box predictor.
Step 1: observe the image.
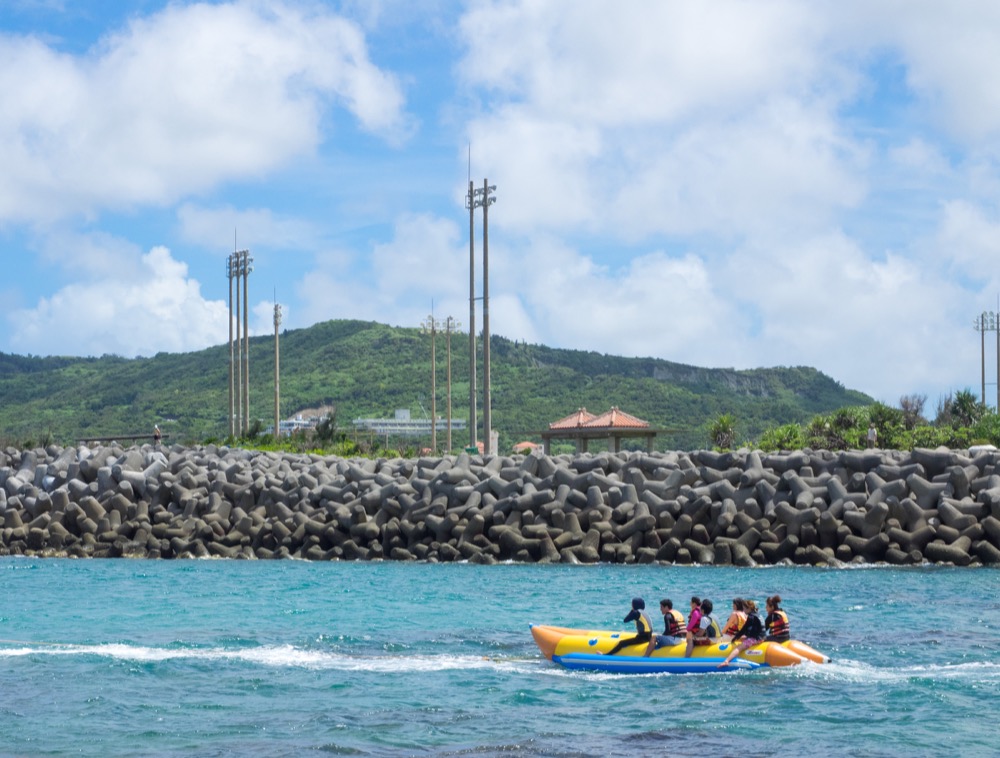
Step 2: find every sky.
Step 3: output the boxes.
[2,0,1000,413]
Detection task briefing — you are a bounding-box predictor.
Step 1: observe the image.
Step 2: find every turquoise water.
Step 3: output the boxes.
[1,559,998,757]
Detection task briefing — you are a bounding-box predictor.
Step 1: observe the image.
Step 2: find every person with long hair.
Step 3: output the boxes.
[764,595,790,642]
[717,599,764,668]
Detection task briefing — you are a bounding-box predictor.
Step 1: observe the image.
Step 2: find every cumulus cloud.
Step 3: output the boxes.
[177,202,320,252]
[448,0,1000,405]
[295,212,468,328]
[458,0,868,241]
[0,0,407,223]
[8,245,226,357]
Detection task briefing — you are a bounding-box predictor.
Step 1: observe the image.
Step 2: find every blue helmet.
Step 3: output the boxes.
[631,597,645,610]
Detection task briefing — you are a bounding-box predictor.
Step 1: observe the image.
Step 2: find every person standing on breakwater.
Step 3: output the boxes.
[867,422,877,448]
[721,598,748,641]
[644,598,686,656]
[717,599,765,668]
[153,425,162,449]
[764,595,790,642]
[604,597,653,655]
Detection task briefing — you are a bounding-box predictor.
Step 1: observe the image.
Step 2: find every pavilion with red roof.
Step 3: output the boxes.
[540,406,657,453]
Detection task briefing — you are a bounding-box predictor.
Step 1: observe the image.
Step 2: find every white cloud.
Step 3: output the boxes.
[934,200,1000,281]
[295,213,468,328]
[459,0,839,124]
[177,203,319,251]
[458,1,868,241]
[0,0,407,223]
[8,245,226,357]
[874,0,1000,144]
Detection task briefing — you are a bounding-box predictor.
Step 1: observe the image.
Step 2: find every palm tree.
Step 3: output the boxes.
[709,413,736,450]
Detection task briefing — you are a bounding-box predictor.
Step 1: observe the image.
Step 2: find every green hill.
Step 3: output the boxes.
[0,319,872,450]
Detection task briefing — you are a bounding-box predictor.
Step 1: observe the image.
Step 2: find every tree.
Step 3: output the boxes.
[709,413,736,450]
[950,389,984,428]
[899,394,927,430]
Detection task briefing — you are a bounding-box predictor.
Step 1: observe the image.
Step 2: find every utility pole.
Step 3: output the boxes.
[227,255,235,437]
[241,249,252,435]
[233,251,242,436]
[445,316,460,452]
[421,312,443,452]
[465,180,477,451]
[975,311,999,409]
[274,299,282,440]
[227,248,253,436]
[481,179,497,455]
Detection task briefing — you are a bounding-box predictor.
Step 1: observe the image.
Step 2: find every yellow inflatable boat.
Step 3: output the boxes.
[530,625,829,674]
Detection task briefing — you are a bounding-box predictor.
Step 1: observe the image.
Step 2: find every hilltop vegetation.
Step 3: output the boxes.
[0,319,872,451]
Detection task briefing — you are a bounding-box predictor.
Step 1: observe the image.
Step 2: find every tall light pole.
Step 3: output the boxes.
[445,316,460,452]
[241,249,252,435]
[274,299,282,440]
[465,180,477,451]
[233,251,242,436]
[227,255,235,437]
[975,311,999,409]
[421,312,443,452]
[480,179,497,455]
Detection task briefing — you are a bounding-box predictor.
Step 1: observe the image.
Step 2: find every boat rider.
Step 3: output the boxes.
[721,598,748,641]
[644,598,686,657]
[604,597,653,655]
[685,598,721,657]
[764,595,790,642]
[717,599,765,668]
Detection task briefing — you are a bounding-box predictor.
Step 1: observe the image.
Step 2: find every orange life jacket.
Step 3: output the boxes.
[723,610,747,636]
[665,609,685,636]
[767,609,790,640]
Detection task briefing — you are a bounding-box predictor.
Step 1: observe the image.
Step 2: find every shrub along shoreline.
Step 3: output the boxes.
[1,443,999,566]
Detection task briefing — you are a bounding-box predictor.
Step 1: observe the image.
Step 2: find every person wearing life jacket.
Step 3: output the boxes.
[718,599,765,668]
[722,598,748,640]
[644,598,687,656]
[605,597,653,655]
[764,595,790,642]
[685,598,720,656]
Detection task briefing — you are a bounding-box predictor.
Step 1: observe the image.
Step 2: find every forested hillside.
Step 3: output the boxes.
[0,319,872,450]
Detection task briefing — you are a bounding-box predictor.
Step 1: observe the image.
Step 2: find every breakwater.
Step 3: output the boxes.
[2,444,999,566]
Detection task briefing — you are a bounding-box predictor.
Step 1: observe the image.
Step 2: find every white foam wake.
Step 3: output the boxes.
[0,642,542,673]
[788,657,1000,684]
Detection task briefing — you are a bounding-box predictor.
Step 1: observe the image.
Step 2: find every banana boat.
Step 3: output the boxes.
[530,624,829,674]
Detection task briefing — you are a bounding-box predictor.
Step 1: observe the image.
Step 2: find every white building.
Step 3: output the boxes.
[352,408,467,437]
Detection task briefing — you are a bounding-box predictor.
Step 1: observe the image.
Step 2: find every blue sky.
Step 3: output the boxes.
[3,0,1000,414]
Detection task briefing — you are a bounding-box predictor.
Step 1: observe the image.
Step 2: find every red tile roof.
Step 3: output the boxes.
[582,406,649,429]
[549,408,597,429]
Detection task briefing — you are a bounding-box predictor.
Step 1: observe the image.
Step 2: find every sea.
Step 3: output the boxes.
[1,559,997,758]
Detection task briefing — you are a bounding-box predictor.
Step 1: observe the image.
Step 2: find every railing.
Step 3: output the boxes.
[77,433,170,445]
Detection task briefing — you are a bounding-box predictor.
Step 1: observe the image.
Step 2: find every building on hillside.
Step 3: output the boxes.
[540,406,658,453]
[265,414,324,437]
[352,408,467,438]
